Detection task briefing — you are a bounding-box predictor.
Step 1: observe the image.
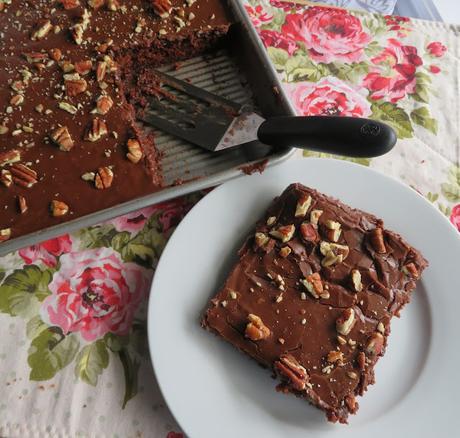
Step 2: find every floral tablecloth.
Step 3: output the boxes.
[0,1,459,437]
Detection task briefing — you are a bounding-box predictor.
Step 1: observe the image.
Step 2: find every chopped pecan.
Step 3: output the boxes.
[274,354,309,391]
[266,216,276,226]
[88,0,105,8]
[402,262,419,278]
[93,95,113,115]
[327,350,344,364]
[85,118,108,142]
[126,139,143,163]
[356,351,366,371]
[350,269,363,292]
[65,76,87,97]
[320,241,349,267]
[0,169,12,187]
[300,222,319,242]
[151,0,172,18]
[365,332,384,356]
[17,195,27,214]
[0,149,21,167]
[369,228,386,253]
[345,394,359,413]
[10,94,24,106]
[279,246,291,258]
[325,219,342,242]
[49,48,62,61]
[23,52,48,64]
[336,308,356,336]
[295,194,312,218]
[75,60,92,75]
[245,314,270,341]
[96,60,107,82]
[310,209,323,227]
[59,0,80,9]
[50,126,74,151]
[31,20,52,41]
[300,272,323,299]
[94,166,113,189]
[269,224,295,243]
[10,163,38,188]
[50,200,69,217]
[106,0,120,11]
[0,228,11,243]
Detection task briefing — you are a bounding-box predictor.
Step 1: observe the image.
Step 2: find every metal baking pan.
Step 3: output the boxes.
[0,0,296,256]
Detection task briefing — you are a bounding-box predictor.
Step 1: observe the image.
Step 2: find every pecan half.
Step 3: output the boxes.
[300,222,319,242]
[85,118,108,142]
[151,0,172,18]
[95,95,113,115]
[336,308,356,336]
[0,228,11,243]
[50,126,74,151]
[10,163,38,188]
[126,139,143,163]
[0,169,12,187]
[94,166,113,189]
[0,149,21,167]
[75,60,92,75]
[295,194,312,218]
[245,314,270,341]
[65,76,87,97]
[50,200,69,217]
[369,228,386,253]
[269,224,295,243]
[17,195,27,214]
[274,354,309,391]
[365,332,384,356]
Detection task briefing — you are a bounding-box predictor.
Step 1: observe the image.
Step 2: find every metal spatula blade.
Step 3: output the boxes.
[140,70,397,158]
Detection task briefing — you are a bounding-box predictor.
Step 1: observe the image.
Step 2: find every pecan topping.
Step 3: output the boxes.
[59,0,80,9]
[50,200,69,217]
[254,232,269,248]
[369,228,386,253]
[88,0,105,9]
[50,126,74,151]
[96,60,107,82]
[245,314,270,341]
[325,219,342,242]
[300,272,323,299]
[266,216,276,226]
[310,209,323,227]
[10,94,24,106]
[23,52,48,64]
[59,101,78,114]
[0,228,11,243]
[17,195,27,214]
[0,169,12,187]
[95,95,113,115]
[357,351,366,371]
[10,163,38,188]
[65,75,88,97]
[279,246,291,258]
[274,354,309,391]
[402,262,419,278]
[327,350,344,364]
[49,48,62,61]
[345,395,359,413]
[75,60,92,75]
[351,269,363,292]
[365,332,384,356]
[336,308,356,336]
[31,20,52,41]
[94,166,113,189]
[151,0,173,18]
[126,138,143,163]
[269,224,295,243]
[85,118,108,142]
[295,194,312,217]
[0,149,21,167]
[320,241,349,267]
[300,222,319,242]
[107,0,120,11]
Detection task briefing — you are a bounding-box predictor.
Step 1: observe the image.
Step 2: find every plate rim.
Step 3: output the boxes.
[147,157,460,437]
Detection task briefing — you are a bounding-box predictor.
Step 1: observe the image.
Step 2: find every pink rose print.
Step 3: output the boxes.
[110,206,157,234]
[384,15,411,36]
[156,198,193,234]
[269,0,303,12]
[427,42,447,57]
[166,433,184,438]
[450,204,460,232]
[429,65,441,74]
[41,248,150,342]
[19,234,72,268]
[244,4,273,27]
[363,38,423,103]
[282,7,371,64]
[289,77,371,118]
[259,29,298,55]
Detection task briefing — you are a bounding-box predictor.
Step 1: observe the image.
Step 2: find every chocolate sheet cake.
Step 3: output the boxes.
[202,183,428,423]
[0,0,231,242]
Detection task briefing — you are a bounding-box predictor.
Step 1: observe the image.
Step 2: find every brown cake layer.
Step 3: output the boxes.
[0,0,231,242]
[202,183,428,423]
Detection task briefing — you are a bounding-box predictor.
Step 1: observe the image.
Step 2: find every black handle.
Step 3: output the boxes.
[257,116,397,158]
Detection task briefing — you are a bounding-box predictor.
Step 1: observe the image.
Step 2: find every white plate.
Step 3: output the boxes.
[148,158,460,438]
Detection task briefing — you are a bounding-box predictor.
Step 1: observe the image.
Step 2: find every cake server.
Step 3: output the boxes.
[140,69,397,158]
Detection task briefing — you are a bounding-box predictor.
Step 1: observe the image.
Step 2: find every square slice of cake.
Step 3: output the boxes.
[202,183,428,423]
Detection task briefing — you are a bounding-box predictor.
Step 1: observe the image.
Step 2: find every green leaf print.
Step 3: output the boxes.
[447,165,460,186]
[119,347,140,409]
[364,41,384,58]
[441,183,460,202]
[120,227,166,267]
[410,72,432,103]
[74,339,109,386]
[327,62,369,83]
[0,266,52,317]
[26,316,49,340]
[425,192,439,203]
[267,46,289,70]
[370,102,414,139]
[410,107,438,134]
[438,203,452,217]
[104,332,130,353]
[28,328,80,381]
[78,224,118,249]
[285,55,329,82]
[111,231,131,253]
